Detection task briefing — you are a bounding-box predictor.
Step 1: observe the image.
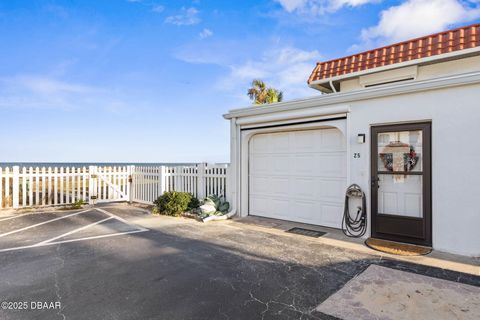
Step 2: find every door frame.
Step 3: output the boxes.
[371,121,432,246]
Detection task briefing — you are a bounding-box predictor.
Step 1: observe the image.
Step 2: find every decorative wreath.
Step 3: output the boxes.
[379,142,419,172]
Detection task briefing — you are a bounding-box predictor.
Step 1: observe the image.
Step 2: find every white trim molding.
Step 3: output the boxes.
[224,71,480,120]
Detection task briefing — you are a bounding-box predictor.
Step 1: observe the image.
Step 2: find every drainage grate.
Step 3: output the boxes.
[286,227,326,238]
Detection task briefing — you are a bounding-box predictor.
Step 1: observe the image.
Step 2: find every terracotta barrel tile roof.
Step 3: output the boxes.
[308,24,480,84]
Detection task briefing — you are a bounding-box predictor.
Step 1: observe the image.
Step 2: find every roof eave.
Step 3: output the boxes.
[308,82,333,94]
[308,46,480,92]
[224,71,480,119]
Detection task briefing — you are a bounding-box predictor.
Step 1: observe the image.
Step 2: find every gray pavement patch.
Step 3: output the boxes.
[0,210,87,234]
[316,264,480,320]
[56,218,141,241]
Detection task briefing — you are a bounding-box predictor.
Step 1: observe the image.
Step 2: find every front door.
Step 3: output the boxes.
[371,122,431,246]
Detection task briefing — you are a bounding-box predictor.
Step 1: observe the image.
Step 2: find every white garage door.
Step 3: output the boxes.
[249,128,347,228]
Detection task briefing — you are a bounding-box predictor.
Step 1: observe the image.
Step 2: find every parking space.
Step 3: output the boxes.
[0,205,478,320]
[0,208,147,253]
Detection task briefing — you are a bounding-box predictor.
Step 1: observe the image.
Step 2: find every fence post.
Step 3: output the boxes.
[173,167,179,192]
[12,166,19,209]
[225,165,231,203]
[89,166,96,205]
[159,166,166,196]
[127,165,135,203]
[197,163,206,200]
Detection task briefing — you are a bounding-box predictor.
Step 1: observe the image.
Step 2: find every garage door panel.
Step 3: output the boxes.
[293,200,317,220]
[250,176,270,194]
[271,133,290,153]
[249,176,291,196]
[318,154,346,177]
[251,134,270,153]
[318,179,346,201]
[321,204,344,227]
[250,155,271,174]
[272,177,290,196]
[249,195,270,215]
[249,126,346,228]
[272,155,291,173]
[321,128,345,149]
[291,178,315,199]
[294,155,317,175]
[271,199,291,218]
[293,130,317,151]
[250,196,290,218]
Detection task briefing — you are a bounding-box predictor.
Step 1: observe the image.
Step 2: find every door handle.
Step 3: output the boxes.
[371,177,379,188]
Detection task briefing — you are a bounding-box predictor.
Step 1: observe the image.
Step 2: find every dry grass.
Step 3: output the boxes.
[1,176,91,209]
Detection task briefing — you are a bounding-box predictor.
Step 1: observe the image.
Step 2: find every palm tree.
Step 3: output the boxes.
[247,79,283,105]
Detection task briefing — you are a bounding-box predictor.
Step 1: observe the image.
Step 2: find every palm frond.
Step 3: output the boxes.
[246,79,283,105]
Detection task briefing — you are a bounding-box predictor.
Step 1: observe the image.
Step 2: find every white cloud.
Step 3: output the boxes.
[277,0,307,12]
[276,0,379,14]
[0,75,131,112]
[165,7,200,26]
[199,28,213,39]
[152,5,164,13]
[175,40,322,101]
[358,0,480,47]
[0,75,92,110]
[14,75,93,95]
[127,1,166,14]
[219,47,321,99]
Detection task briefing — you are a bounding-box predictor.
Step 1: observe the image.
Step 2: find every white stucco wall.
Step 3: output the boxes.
[226,73,480,257]
[348,82,480,256]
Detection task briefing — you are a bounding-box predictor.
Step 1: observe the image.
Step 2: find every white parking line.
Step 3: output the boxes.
[43,229,147,246]
[0,209,90,238]
[0,211,51,222]
[95,208,149,232]
[35,216,114,246]
[0,229,147,253]
[0,208,148,253]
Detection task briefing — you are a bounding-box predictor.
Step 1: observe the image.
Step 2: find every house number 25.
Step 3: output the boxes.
[353,153,361,158]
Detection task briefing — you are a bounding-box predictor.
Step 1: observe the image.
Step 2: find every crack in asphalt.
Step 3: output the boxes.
[245,287,322,320]
[54,245,66,320]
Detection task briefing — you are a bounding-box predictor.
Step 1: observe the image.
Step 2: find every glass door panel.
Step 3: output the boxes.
[377,130,423,173]
[378,174,423,218]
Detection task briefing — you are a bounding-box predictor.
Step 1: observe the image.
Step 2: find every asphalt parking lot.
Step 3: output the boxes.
[0,205,478,320]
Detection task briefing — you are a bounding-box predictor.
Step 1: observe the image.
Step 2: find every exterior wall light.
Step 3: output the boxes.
[357,134,366,144]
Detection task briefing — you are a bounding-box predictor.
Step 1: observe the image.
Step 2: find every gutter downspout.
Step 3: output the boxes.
[203,117,238,222]
[329,80,337,93]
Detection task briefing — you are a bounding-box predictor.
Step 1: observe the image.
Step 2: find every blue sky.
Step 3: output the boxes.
[1,0,479,163]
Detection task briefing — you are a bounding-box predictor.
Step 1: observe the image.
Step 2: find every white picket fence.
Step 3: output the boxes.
[132,164,229,204]
[0,164,229,210]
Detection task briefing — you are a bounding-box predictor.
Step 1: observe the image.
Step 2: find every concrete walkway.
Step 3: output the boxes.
[228,215,480,276]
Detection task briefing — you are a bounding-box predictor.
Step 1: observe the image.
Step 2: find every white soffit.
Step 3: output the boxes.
[359,66,418,87]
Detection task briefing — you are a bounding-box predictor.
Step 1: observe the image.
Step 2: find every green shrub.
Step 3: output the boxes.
[153,191,193,216]
[71,199,85,209]
[188,197,200,210]
[152,206,160,215]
